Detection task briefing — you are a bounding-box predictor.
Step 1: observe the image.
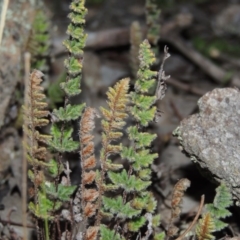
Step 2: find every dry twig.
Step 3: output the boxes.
[0,0,9,46]
[175,195,205,240]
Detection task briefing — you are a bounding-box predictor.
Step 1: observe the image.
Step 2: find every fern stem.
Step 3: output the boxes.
[29,73,41,240]
[22,52,31,240]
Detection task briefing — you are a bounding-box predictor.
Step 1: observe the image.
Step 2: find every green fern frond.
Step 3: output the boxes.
[28,193,61,220]
[130,21,143,79]
[146,0,161,55]
[100,225,125,240]
[114,40,160,236]
[212,183,233,210]
[205,183,233,231]
[128,217,146,232]
[52,104,85,121]
[48,124,79,152]
[103,196,140,219]
[108,170,151,192]
[26,9,50,72]
[154,232,165,240]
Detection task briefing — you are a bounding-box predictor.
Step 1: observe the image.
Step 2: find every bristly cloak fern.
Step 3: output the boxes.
[23,70,77,239]
[97,78,130,228]
[23,70,52,239]
[121,40,161,238]
[145,0,161,56]
[196,183,233,240]
[26,8,50,73]
[48,0,87,153]
[130,21,143,79]
[73,107,99,239]
[22,1,171,239]
[98,40,168,239]
[38,0,87,238]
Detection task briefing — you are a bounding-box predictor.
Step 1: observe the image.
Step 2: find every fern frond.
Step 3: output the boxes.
[145,0,161,55]
[100,225,125,240]
[196,213,215,240]
[73,107,99,235]
[205,183,233,231]
[26,9,50,72]
[86,226,99,240]
[167,178,191,237]
[96,78,130,227]
[171,178,191,218]
[62,0,87,97]
[100,78,130,157]
[23,70,53,239]
[212,183,233,211]
[130,21,142,79]
[23,70,50,165]
[115,40,164,237]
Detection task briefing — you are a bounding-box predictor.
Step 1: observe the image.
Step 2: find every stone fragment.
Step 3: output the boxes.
[173,88,240,202]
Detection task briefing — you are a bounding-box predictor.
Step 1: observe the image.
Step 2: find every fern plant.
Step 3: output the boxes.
[96,40,167,239]
[46,0,88,238]
[20,0,210,240]
[23,0,88,239]
[19,0,239,240]
[196,183,233,240]
[23,70,52,239]
[146,0,161,56]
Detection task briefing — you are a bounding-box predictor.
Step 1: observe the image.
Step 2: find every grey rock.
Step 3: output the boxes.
[0,0,37,128]
[173,88,240,202]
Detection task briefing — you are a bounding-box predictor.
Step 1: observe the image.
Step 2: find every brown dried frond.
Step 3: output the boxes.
[33,146,47,160]
[83,156,96,169]
[83,171,96,185]
[167,226,179,237]
[81,107,96,134]
[35,131,52,143]
[80,107,97,170]
[196,213,215,240]
[82,142,95,157]
[101,78,129,131]
[85,226,99,240]
[84,203,97,217]
[130,21,142,79]
[167,178,191,237]
[23,70,50,166]
[171,178,191,218]
[24,70,49,128]
[28,187,35,198]
[83,189,99,202]
[74,107,98,232]
[23,69,51,227]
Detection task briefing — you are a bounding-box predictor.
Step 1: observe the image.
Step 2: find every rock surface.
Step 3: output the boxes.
[0,0,37,128]
[173,88,240,202]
